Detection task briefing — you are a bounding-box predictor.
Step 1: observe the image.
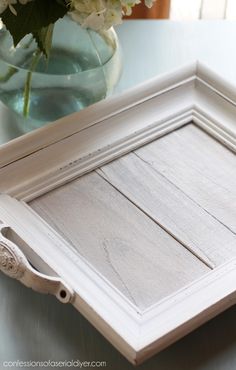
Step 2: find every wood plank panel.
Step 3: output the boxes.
[98,124,236,266]
[30,171,209,310]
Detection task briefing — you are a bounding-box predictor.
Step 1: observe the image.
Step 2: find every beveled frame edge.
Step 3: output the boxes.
[1,61,236,200]
[0,63,236,201]
[2,60,235,169]
[0,62,197,168]
[0,194,235,365]
[0,61,236,364]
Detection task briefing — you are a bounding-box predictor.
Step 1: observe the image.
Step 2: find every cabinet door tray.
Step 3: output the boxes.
[0,62,236,365]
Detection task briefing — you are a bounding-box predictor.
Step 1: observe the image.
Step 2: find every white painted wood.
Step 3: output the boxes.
[0,83,194,200]
[0,223,74,303]
[0,62,236,364]
[30,171,209,309]
[136,258,236,363]
[0,194,235,365]
[0,194,141,363]
[200,0,227,19]
[97,126,236,267]
[1,62,236,201]
[136,125,236,231]
[0,63,196,169]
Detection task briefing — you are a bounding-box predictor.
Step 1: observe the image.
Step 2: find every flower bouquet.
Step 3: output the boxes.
[0,0,154,57]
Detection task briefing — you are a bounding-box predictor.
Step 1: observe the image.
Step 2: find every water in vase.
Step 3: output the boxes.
[0,17,121,132]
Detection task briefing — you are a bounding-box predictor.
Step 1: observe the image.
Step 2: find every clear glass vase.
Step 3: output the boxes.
[0,16,122,133]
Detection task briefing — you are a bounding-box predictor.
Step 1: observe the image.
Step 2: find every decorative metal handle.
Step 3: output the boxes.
[0,223,74,304]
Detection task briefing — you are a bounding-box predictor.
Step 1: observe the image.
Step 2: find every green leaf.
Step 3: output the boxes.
[1,0,68,47]
[33,24,54,58]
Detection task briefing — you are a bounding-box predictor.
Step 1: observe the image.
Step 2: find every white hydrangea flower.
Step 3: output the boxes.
[0,0,155,31]
[71,1,123,30]
[121,0,141,16]
[144,0,154,7]
[69,0,155,31]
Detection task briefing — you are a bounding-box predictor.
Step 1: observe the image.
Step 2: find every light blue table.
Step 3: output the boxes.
[0,21,236,370]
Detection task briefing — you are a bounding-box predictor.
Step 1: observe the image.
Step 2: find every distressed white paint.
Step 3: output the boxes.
[0,194,235,365]
[0,62,236,364]
[97,125,236,267]
[30,171,210,309]
[0,223,74,303]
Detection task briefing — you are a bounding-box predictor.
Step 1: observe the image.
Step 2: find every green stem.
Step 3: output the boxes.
[0,67,18,83]
[23,49,41,117]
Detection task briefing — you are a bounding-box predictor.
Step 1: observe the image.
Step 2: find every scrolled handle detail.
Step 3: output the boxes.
[0,239,26,279]
[0,223,74,304]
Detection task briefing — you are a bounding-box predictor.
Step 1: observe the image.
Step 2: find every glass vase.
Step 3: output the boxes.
[0,16,122,133]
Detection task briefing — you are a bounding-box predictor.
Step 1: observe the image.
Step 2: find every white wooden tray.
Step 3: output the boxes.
[0,61,236,365]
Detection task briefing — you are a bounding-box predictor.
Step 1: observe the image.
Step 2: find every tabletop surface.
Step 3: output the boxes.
[0,20,236,370]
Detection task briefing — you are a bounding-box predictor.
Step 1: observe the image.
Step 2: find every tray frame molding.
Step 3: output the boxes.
[0,61,236,364]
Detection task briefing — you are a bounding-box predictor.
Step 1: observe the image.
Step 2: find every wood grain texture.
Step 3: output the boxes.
[2,22,236,368]
[98,124,236,267]
[0,224,74,304]
[137,124,236,232]
[30,171,209,310]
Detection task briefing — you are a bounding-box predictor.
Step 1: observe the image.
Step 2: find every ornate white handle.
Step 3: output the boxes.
[0,223,74,304]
